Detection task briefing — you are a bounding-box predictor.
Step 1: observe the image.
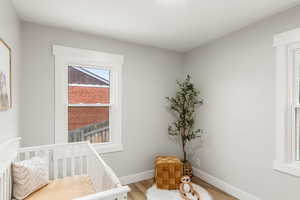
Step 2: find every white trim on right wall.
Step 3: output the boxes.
[273,28,300,177]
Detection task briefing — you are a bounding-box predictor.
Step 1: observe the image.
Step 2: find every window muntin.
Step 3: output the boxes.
[68,66,111,144]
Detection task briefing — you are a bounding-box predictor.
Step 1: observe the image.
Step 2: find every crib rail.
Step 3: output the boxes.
[18,142,89,180]
[74,186,130,200]
[17,141,129,200]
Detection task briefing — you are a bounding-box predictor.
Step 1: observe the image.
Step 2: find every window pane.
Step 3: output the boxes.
[68,66,110,104]
[68,106,110,143]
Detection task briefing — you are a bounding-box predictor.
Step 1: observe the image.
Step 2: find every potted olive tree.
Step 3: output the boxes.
[166,75,203,176]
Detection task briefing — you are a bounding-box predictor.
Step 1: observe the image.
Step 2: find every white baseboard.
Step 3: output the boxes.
[119,167,260,200]
[120,169,154,185]
[193,167,260,200]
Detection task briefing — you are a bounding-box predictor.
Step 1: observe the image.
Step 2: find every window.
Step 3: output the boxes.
[53,45,123,153]
[68,66,111,144]
[274,28,300,176]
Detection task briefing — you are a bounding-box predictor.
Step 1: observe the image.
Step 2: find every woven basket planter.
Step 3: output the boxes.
[183,161,193,177]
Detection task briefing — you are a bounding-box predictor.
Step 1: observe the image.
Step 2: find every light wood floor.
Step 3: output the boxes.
[127,177,238,200]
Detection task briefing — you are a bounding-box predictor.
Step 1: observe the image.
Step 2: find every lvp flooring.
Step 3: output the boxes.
[127,177,238,200]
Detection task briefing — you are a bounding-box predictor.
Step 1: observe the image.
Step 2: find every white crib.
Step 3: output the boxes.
[0,138,130,200]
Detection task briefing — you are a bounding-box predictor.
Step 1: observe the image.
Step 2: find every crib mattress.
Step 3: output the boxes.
[24,176,95,200]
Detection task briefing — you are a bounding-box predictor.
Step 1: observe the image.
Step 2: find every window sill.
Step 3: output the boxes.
[273,160,300,177]
[93,142,123,154]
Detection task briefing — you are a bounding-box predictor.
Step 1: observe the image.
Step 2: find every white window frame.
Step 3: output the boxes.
[274,28,300,177]
[53,45,123,153]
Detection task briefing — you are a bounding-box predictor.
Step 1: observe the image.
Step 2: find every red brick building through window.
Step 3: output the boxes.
[68,66,110,133]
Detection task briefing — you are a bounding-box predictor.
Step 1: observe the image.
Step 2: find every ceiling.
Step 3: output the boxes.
[12,0,300,52]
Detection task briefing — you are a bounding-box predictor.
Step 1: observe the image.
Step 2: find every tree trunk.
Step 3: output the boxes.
[182,135,187,163]
[183,150,187,163]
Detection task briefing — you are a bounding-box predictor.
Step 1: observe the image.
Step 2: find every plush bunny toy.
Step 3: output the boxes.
[179,176,201,200]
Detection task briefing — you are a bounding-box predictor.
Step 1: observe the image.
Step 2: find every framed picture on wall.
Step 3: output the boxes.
[0,38,11,110]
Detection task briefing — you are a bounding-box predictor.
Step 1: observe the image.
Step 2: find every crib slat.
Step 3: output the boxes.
[70,146,75,175]
[59,148,64,178]
[71,146,77,176]
[6,170,9,200]
[81,156,85,175]
[81,146,87,175]
[71,157,76,176]
[3,172,5,200]
[65,147,70,177]
[78,159,82,175]
[86,153,91,174]
[53,151,58,179]
[78,145,82,175]
[0,175,3,200]
[45,150,50,179]
[29,151,35,158]
[3,171,6,200]
[62,157,67,178]
[46,150,52,180]
[1,174,3,200]
[5,169,7,200]
[24,152,29,160]
[8,168,11,200]
[94,156,100,190]
[17,153,21,162]
[6,168,9,200]
[79,145,85,175]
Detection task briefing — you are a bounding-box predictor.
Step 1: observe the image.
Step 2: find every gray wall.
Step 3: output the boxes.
[0,0,20,142]
[20,22,183,177]
[184,6,300,200]
[19,5,300,199]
